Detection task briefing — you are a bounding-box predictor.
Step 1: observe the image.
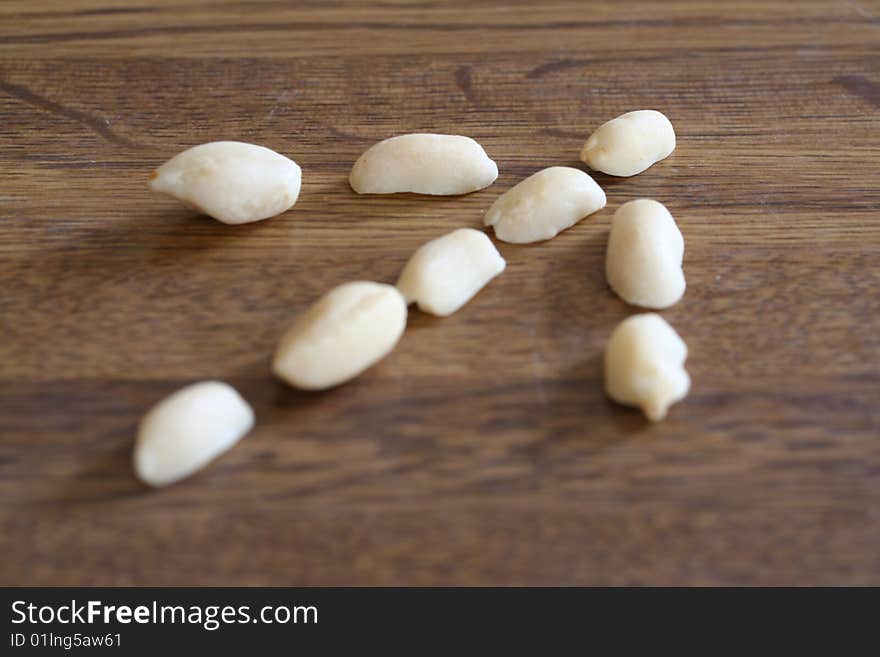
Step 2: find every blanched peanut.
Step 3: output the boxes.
[149,141,301,224]
[605,313,690,421]
[349,133,498,195]
[133,381,254,487]
[580,110,675,177]
[272,282,407,390]
[396,228,505,316]
[606,199,685,309]
[483,167,606,243]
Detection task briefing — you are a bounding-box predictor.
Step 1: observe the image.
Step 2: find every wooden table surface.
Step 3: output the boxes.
[1,0,878,586]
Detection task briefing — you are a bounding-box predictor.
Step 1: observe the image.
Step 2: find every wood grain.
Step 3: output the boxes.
[1,0,878,585]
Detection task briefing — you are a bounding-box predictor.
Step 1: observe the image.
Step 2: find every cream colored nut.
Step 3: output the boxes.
[134,381,254,487]
[580,110,675,177]
[606,199,685,309]
[272,281,407,390]
[396,228,505,316]
[149,141,301,224]
[483,166,606,244]
[349,133,498,195]
[605,313,690,422]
